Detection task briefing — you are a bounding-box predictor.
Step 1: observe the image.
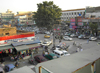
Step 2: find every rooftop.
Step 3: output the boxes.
[62,8,85,12]
[36,46,100,73]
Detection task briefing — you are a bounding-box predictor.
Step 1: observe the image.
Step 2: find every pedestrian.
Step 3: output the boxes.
[76,47,80,52]
[80,48,83,52]
[87,39,89,44]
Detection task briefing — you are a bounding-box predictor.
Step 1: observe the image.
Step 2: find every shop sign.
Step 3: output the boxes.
[0,37,35,45]
[78,22,83,26]
[70,19,75,22]
[70,22,75,26]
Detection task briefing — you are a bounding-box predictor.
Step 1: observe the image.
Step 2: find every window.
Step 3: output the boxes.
[75,12,76,15]
[72,13,73,15]
[5,33,9,35]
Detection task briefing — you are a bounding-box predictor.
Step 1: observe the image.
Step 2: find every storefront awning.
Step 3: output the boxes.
[11,39,41,46]
[14,45,29,52]
[0,45,14,51]
[27,44,41,49]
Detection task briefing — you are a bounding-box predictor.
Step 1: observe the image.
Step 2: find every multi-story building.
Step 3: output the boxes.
[0,13,1,25]
[15,11,34,26]
[1,9,14,24]
[61,8,85,22]
[85,6,100,18]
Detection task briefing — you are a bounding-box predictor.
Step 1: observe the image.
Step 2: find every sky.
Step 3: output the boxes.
[0,0,100,14]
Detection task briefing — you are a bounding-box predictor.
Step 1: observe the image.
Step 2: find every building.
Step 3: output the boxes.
[0,13,2,25]
[85,6,100,18]
[8,66,35,73]
[1,9,14,24]
[14,11,34,26]
[61,8,85,22]
[35,46,100,73]
[0,25,41,61]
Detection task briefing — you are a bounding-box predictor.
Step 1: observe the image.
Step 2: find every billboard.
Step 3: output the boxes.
[70,22,75,26]
[0,33,35,45]
[78,22,83,26]
[78,18,82,22]
[70,19,75,22]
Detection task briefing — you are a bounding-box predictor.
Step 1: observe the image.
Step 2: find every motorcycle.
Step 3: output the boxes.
[15,61,19,67]
[29,59,36,65]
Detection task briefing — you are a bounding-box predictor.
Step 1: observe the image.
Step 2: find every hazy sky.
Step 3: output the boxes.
[0,0,100,14]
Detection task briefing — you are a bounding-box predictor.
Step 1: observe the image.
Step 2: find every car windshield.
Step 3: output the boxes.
[56,46,60,48]
[61,53,64,56]
[65,36,69,38]
[41,58,46,61]
[65,52,68,54]
[43,42,47,44]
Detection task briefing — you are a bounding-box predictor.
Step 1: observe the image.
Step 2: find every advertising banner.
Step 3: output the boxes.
[0,33,35,41]
[70,18,75,22]
[70,22,75,26]
[78,22,83,26]
[78,18,82,22]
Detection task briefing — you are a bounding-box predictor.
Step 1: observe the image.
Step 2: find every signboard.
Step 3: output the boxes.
[70,19,75,22]
[0,36,35,45]
[78,18,82,22]
[78,22,83,26]
[70,22,75,26]
[0,33,35,45]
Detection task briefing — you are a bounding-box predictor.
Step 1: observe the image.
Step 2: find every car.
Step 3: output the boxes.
[63,36,72,41]
[44,53,57,60]
[45,31,50,35]
[70,34,77,38]
[89,37,97,41]
[44,34,50,38]
[41,39,52,46]
[78,34,85,39]
[34,55,47,63]
[61,50,70,56]
[65,32,71,36]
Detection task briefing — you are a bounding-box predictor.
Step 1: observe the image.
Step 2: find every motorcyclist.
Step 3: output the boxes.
[15,61,19,67]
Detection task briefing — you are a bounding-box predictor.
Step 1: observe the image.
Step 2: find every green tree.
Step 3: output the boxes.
[89,22,98,35]
[33,1,62,30]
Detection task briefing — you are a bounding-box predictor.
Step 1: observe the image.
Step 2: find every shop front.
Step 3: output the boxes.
[0,45,17,62]
[12,44,41,60]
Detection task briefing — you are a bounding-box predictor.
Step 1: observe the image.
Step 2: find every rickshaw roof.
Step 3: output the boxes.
[0,67,3,71]
[5,64,15,69]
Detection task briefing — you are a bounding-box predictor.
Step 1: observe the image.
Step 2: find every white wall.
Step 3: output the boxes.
[61,10,85,21]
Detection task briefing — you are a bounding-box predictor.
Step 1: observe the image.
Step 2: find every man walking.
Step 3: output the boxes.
[87,39,89,44]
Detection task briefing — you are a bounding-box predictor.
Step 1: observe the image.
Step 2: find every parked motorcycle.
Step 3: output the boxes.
[15,61,19,67]
[29,59,36,65]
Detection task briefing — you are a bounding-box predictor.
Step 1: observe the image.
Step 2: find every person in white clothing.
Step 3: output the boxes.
[80,48,83,51]
[77,47,80,52]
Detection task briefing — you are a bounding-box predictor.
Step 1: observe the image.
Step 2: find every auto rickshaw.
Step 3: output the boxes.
[5,64,15,72]
[0,67,5,73]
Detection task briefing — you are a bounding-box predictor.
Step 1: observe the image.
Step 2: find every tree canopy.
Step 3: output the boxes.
[89,22,98,34]
[33,1,62,30]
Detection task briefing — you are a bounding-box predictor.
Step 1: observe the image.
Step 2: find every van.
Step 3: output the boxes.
[52,50,64,58]
[61,50,70,56]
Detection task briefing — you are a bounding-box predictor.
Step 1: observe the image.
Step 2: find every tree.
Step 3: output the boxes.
[89,22,98,35]
[33,1,62,30]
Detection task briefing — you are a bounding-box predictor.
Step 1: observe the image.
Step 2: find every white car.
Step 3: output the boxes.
[61,50,70,56]
[45,31,50,35]
[70,34,77,38]
[89,37,97,41]
[41,39,52,46]
[63,36,72,41]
